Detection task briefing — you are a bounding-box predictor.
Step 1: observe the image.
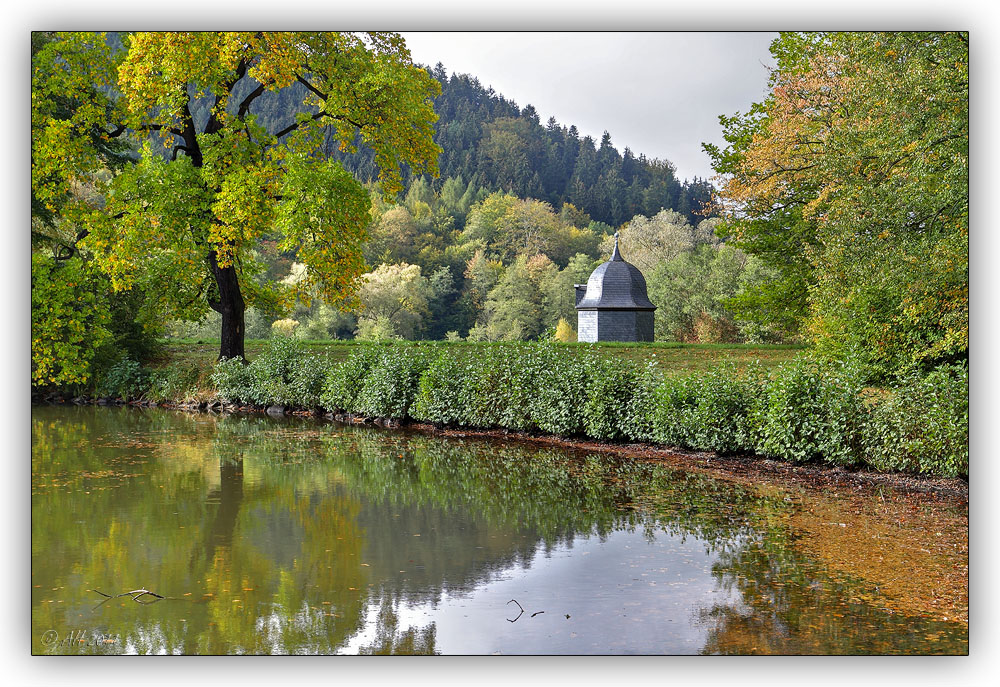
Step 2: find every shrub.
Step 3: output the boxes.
[460,345,507,426]
[243,336,306,406]
[94,357,149,400]
[271,318,300,337]
[320,346,385,412]
[288,355,330,408]
[649,373,700,448]
[147,362,204,402]
[414,343,564,431]
[411,352,470,425]
[693,365,764,454]
[529,349,591,436]
[622,362,660,442]
[211,337,327,407]
[354,348,431,420]
[455,344,547,430]
[651,363,766,454]
[583,356,658,441]
[751,359,866,466]
[214,341,967,478]
[864,363,968,477]
[212,356,253,404]
[553,318,576,343]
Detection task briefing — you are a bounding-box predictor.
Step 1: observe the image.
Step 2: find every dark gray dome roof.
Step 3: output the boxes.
[575,237,656,311]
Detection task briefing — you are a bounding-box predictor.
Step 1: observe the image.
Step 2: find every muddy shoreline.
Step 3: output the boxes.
[399,420,969,505]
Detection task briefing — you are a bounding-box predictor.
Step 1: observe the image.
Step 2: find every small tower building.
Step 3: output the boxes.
[574,232,656,342]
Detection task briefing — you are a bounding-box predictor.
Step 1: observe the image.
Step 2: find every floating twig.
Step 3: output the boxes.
[91,588,165,604]
[506,599,524,623]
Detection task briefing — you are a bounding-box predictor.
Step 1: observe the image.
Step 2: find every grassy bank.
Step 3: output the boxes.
[156,339,806,376]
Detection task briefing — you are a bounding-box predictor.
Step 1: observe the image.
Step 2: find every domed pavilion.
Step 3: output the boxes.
[574,232,656,342]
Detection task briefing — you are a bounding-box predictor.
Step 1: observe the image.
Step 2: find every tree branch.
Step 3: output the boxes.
[274,109,366,139]
[296,73,327,100]
[138,123,185,137]
[53,243,76,261]
[276,73,368,137]
[171,145,196,161]
[233,56,249,83]
[274,110,329,138]
[179,95,203,166]
[91,588,165,603]
[52,227,91,261]
[178,278,208,310]
[237,82,266,120]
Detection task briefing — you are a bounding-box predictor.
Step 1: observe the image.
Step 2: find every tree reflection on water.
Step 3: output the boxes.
[31,406,967,655]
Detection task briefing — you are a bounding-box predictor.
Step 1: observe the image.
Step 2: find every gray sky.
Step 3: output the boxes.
[401,32,777,183]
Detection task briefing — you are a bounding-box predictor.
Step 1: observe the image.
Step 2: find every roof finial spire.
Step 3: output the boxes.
[611,231,622,261]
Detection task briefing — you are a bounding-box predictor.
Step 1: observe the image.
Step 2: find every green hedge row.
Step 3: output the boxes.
[211,339,968,478]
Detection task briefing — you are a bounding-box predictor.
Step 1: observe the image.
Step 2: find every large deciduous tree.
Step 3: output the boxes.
[355,263,431,340]
[706,32,968,376]
[33,32,441,360]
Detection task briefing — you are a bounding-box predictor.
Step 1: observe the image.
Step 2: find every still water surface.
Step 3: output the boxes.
[31,406,967,655]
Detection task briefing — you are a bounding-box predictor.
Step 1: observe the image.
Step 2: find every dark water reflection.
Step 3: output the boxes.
[30,406,967,655]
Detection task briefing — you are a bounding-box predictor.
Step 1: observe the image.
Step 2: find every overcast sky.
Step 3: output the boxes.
[401,32,778,183]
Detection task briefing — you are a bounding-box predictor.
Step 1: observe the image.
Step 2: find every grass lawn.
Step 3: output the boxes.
[154,339,806,379]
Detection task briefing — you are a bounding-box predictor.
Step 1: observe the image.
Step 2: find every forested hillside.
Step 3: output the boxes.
[333,64,715,229]
[178,59,715,228]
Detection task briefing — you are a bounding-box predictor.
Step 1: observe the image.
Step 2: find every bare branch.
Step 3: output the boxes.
[51,227,90,261]
[506,599,525,623]
[91,588,165,602]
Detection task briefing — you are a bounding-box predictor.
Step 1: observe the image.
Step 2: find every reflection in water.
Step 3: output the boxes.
[199,457,243,564]
[30,406,967,655]
[699,541,958,655]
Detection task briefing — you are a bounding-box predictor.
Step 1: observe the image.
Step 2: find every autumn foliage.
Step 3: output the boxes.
[32,32,442,361]
[707,32,968,377]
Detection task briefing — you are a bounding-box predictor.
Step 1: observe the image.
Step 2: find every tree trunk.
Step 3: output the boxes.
[184,89,249,362]
[208,250,246,361]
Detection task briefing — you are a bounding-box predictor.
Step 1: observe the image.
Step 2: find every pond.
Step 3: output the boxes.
[31,405,968,655]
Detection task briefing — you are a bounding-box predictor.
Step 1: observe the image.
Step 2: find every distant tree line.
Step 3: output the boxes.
[169,185,775,346]
[170,58,716,227]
